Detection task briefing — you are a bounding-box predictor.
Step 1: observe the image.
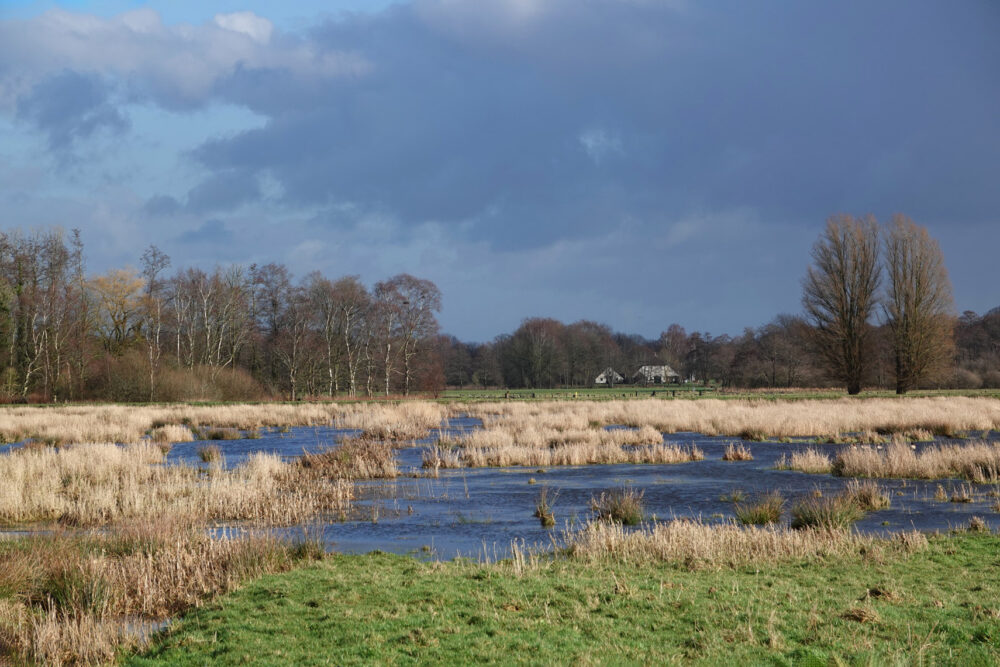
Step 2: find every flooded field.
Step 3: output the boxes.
[146,418,1000,560]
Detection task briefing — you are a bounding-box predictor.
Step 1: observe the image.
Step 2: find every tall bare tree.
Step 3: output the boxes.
[883,214,955,394]
[140,245,170,401]
[802,214,881,395]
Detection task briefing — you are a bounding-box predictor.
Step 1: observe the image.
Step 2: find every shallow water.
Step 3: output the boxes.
[6,420,1000,560]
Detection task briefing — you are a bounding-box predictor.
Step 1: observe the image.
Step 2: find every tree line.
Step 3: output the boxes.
[436,214,995,394]
[0,229,442,402]
[2,217,996,401]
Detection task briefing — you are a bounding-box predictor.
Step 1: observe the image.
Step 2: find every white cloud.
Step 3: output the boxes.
[0,9,371,111]
[214,12,274,45]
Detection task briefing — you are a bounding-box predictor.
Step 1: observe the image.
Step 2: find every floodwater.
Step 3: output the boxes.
[186,419,1000,560]
[5,419,1000,560]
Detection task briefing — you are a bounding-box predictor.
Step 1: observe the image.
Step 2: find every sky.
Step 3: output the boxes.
[1,1,998,342]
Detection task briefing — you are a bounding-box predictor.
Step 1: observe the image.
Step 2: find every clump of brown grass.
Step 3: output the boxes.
[0,520,310,666]
[842,606,881,624]
[965,516,989,533]
[832,441,1000,482]
[562,519,927,569]
[722,442,753,461]
[197,443,222,463]
[949,484,975,503]
[334,402,447,441]
[843,479,891,511]
[534,487,557,528]
[775,448,832,474]
[0,443,351,526]
[300,437,398,480]
[733,492,785,525]
[590,488,644,525]
[149,424,194,444]
[790,494,865,530]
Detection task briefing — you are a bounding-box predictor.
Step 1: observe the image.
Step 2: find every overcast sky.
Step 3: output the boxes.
[2,1,998,341]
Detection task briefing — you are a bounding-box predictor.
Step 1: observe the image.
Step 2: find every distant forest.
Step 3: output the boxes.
[1,227,998,402]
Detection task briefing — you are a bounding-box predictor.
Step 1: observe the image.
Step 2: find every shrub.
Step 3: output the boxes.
[734,491,785,525]
[590,488,644,526]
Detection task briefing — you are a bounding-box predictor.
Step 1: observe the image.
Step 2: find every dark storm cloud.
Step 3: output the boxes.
[176,219,234,245]
[183,170,261,213]
[186,0,1000,251]
[16,70,129,152]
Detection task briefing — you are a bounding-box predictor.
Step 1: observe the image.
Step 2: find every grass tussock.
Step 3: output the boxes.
[197,444,222,464]
[733,492,785,525]
[842,479,891,511]
[300,437,398,480]
[775,448,833,474]
[0,443,352,526]
[790,494,866,530]
[0,521,312,666]
[149,424,195,444]
[590,488,645,525]
[562,519,928,569]
[832,441,1000,482]
[722,442,754,461]
[534,488,557,528]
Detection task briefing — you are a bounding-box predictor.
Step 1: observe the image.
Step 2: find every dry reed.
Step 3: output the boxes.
[562,519,928,569]
[832,441,1000,482]
[0,401,449,447]
[722,442,754,461]
[0,521,308,666]
[0,443,351,526]
[422,442,703,469]
[775,448,833,474]
[300,437,399,480]
[454,396,1000,441]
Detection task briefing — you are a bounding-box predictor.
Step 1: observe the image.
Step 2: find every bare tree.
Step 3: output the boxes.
[374,274,442,395]
[883,214,955,394]
[140,245,170,401]
[802,214,881,395]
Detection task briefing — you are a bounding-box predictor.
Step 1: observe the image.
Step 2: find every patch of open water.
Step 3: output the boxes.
[5,420,1000,560]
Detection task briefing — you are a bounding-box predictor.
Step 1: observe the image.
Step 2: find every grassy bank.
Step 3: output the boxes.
[134,530,1000,665]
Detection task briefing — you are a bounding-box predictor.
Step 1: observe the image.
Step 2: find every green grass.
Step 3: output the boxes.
[436,387,1000,403]
[133,533,1000,665]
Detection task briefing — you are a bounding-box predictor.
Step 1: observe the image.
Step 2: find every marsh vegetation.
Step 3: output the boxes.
[2,396,1000,663]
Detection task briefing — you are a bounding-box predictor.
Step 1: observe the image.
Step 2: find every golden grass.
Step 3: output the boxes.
[775,448,833,474]
[561,519,928,569]
[301,437,399,480]
[0,443,351,526]
[722,442,754,461]
[149,424,195,443]
[455,396,1000,440]
[0,401,449,446]
[0,521,308,666]
[422,442,703,469]
[832,441,1000,482]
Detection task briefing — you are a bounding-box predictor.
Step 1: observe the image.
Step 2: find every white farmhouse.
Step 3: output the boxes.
[633,364,681,385]
[594,367,625,385]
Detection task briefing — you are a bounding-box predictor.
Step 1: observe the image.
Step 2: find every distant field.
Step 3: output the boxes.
[439,386,1000,402]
